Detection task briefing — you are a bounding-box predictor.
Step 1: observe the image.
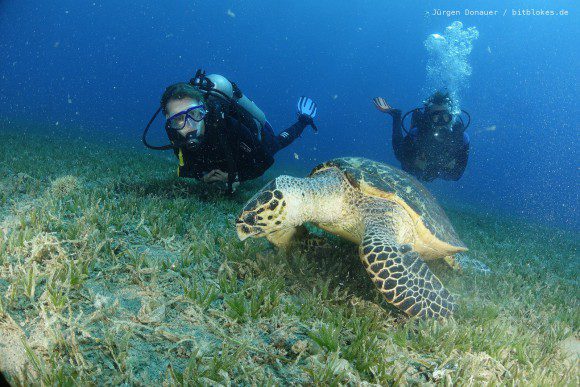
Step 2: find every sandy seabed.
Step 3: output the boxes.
[0,125,578,385]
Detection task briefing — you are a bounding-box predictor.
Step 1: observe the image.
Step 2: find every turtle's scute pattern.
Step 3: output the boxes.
[308,157,461,318]
[358,222,457,318]
[310,157,465,249]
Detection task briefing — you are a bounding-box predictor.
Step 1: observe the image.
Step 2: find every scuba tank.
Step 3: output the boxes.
[189,71,269,146]
[196,73,267,131]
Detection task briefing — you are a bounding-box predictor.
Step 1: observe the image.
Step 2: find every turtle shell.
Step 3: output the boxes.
[310,157,466,249]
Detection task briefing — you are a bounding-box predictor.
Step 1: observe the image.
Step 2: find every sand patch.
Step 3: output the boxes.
[0,313,34,380]
[559,336,580,365]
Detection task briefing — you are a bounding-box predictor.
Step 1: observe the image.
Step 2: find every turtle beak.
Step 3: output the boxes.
[236,225,249,241]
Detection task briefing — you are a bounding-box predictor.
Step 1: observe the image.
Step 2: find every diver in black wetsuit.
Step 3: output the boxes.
[142,70,317,192]
[373,92,470,182]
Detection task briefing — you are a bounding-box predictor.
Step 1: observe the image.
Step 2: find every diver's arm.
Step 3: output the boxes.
[276,115,310,150]
[373,97,405,161]
[390,109,405,162]
[276,96,318,150]
[271,95,317,152]
[226,122,274,182]
[236,150,274,182]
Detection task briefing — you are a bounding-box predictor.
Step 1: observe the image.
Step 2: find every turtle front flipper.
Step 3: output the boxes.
[359,227,457,318]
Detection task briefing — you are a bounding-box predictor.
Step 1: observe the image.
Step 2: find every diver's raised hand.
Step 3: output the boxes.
[372,97,391,112]
[373,97,400,117]
[297,96,318,133]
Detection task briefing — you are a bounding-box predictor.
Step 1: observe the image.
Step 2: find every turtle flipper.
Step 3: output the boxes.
[359,230,456,318]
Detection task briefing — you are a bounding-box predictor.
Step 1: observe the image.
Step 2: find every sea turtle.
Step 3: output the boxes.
[236,157,467,318]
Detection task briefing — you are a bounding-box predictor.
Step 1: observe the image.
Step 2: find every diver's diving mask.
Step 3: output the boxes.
[166,104,207,130]
[428,110,452,125]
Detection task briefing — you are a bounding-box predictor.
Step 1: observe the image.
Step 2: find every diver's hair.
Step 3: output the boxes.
[424,91,452,108]
[161,83,205,115]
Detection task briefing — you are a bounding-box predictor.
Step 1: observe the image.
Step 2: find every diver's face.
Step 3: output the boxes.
[428,104,452,126]
[427,104,453,141]
[165,97,206,138]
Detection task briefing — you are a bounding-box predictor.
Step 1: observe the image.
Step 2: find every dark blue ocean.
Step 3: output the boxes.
[1,0,578,229]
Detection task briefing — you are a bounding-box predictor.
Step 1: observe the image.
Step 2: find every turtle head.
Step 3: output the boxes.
[236,178,293,241]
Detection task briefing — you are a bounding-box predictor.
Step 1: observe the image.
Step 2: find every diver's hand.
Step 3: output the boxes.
[203,170,241,192]
[202,169,228,183]
[297,96,318,132]
[202,170,219,183]
[373,97,401,117]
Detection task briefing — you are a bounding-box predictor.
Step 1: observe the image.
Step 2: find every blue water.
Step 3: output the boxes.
[1,0,578,229]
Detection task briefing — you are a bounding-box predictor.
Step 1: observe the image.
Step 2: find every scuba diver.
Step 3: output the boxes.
[143,70,318,193]
[373,91,470,182]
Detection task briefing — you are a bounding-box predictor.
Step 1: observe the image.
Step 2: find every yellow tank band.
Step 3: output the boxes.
[178,149,185,166]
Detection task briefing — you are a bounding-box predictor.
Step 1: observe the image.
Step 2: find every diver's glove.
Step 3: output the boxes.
[373,97,401,117]
[297,96,318,133]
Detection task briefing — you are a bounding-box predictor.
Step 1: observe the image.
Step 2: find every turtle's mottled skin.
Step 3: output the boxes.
[236,157,467,318]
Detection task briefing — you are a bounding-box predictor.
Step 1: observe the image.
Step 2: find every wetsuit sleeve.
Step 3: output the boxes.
[275,115,310,150]
[390,109,405,162]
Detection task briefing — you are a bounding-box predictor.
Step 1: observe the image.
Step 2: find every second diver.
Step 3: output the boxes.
[373,91,470,182]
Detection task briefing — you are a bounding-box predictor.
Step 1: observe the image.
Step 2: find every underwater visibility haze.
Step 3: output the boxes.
[0,0,578,384]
